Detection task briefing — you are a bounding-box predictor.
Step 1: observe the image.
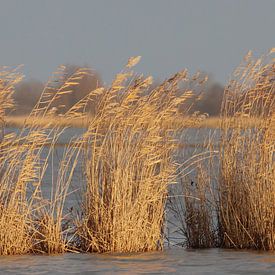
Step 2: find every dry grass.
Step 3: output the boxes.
[217,49,275,250]
[167,138,219,248]
[0,50,274,256]
[30,136,81,254]
[0,66,88,255]
[178,169,217,248]
[166,48,274,251]
[0,66,31,255]
[75,58,206,253]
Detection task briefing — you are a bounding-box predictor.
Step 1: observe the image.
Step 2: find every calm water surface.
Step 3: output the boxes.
[0,249,275,274]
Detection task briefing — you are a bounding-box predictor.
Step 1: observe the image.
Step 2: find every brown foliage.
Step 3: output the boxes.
[13,79,44,115]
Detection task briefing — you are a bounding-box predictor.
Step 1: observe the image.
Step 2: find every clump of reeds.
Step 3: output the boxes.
[0,65,90,255]
[218,49,275,250]
[167,49,274,251]
[0,66,31,255]
[26,67,92,254]
[1,51,273,255]
[75,57,205,253]
[168,138,219,248]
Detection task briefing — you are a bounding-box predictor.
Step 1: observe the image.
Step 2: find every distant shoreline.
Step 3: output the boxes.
[5,115,264,129]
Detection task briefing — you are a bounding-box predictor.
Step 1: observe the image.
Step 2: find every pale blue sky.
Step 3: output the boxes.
[0,0,274,84]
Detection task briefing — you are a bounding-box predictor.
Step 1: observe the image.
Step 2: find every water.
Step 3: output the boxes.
[2,127,275,274]
[0,249,275,274]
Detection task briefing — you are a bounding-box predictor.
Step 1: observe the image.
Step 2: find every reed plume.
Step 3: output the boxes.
[76,57,199,253]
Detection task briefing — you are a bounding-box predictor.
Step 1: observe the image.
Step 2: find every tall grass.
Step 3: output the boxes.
[0,66,90,255]
[218,49,275,250]
[75,57,207,253]
[167,49,274,251]
[167,135,219,248]
[0,50,274,255]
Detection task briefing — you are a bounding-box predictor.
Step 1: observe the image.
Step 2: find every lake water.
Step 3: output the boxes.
[2,127,274,274]
[0,248,275,274]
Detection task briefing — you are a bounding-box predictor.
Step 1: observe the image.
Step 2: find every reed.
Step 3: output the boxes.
[1,50,273,255]
[0,66,31,255]
[75,57,206,253]
[218,49,275,250]
[167,135,219,248]
[167,49,274,250]
[25,66,91,254]
[0,66,89,255]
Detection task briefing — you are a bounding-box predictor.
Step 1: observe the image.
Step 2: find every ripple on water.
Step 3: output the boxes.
[0,249,275,275]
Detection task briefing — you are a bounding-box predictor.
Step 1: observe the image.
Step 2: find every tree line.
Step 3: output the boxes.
[13,65,224,116]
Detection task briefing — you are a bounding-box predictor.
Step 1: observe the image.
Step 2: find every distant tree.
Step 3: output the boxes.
[13,65,102,115]
[195,82,224,116]
[13,79,44,115]
[182,73,224,116]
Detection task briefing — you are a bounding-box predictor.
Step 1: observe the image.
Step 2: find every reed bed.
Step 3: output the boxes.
[218,49,275,250]
[0,50,274,256]
[168,49,274,251]
[167,133,219,248]
[0,66,89,255]
[75,57,208,253]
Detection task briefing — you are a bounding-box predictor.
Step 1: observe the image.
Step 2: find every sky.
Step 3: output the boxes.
[0,0,274,85]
